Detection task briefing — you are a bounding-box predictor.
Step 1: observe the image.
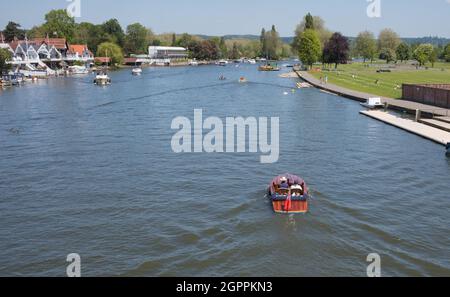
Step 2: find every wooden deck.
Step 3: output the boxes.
[360,110,450,146]
[296,71,450,117]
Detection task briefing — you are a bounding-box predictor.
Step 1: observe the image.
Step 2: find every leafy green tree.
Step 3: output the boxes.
[323,32,350,68]
[124,23,149,55]
[378,28,401,57]
[379,48,396,63]
[265,25,281,60]
[189,40,219,60]
[101,19,125,47]
[293,14,331,51]
[3,21,25,42]
[97,42,124,65]
[396,42,411,62]
[413,44,434,66]
[42,10,76,41]
[354,31,377,63]
[297,29,322,68]
[444,43,450,62]
[230,42,240,59]
[27,25,47,39]
[429,47,439,68]
[0,48,12,73]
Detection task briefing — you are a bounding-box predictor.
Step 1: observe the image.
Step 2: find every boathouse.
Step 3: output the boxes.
[403,84,450,109]
[148,46,188,60]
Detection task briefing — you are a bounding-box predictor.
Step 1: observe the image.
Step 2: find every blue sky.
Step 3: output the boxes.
[1,0,449,37]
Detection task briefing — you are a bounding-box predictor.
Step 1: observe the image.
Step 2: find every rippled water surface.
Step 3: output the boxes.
[1,65,449,276]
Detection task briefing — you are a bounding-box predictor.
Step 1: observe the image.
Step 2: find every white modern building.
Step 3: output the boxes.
[148,46,188,59]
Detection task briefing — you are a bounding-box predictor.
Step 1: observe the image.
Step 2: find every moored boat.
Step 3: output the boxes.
[258,63,280,71]
[361,97,384,109]
[268,174,309,214]
[68,65,89,75]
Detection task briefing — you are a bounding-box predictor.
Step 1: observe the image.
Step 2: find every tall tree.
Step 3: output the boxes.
[171,33,177,46]
[305,13,314,30]
[219,37,228,58]
[260,28,267,58]
[297,29,322,68]
[265,25,280,60]
[42,10,76,41]
[3,21,25,42]
[396,42,411,63]
[322,32,350,68]
[230,42,240,59]
[101,19,125,47]
[97,42,124,65]
[378,28,400,63]
[354,31,377,63]
[293,14,331,51]
[124,23,149,55]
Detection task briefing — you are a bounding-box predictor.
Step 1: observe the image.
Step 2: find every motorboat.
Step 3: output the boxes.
[268,174,309,214]
[239,77,247,83]
[217,60,228,66]
[361,97,384,109]
[94,72,111,86]
[132,67,142,76]
[189,60,199,66]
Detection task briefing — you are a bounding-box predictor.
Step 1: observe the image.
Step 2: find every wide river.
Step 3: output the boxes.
[1,64,449,276]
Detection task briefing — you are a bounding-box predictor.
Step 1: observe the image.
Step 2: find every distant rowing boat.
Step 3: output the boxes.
[268,174,309,214]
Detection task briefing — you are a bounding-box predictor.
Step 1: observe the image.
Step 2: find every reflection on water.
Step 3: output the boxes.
[0,65,449,276]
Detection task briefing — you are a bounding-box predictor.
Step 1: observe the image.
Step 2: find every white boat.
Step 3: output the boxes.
[189,60,199,66]
[69,65,89,75]
[361,97,384,109]
[132,67,142,75]
[247,59,256,64]
[94,73,111,85]
[217,60,228,66]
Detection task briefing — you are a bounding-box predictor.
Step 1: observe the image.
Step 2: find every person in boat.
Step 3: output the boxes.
[280,177,289,189]
[291,184,303,197]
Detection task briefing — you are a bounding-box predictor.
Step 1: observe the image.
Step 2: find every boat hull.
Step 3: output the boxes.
[271,199,308,214]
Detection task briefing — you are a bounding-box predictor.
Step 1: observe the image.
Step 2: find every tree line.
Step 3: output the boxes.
[293,13,450,69]
[1,9,292,67]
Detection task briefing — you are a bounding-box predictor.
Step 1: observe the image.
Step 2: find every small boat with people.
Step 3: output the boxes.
[239,77,247,83]
[361,97,384,109]
[268,174,309,214]
[94,72,111,86]
[219,75,227,81]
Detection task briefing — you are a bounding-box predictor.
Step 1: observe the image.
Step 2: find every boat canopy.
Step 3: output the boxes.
[271,174,304,186]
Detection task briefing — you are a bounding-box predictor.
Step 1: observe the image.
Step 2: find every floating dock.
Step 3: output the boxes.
[360,110,450,146]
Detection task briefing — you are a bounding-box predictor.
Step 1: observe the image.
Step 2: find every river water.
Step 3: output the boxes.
[0,64,449,276]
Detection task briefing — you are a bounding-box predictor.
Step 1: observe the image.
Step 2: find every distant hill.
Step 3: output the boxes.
[196,34,450,47]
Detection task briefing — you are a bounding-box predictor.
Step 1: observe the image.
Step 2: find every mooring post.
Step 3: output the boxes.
[415,109,421,122]
[384,103,389,112]
[446,143,450,157]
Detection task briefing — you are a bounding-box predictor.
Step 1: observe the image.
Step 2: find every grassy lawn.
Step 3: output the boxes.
[308,61,450,98]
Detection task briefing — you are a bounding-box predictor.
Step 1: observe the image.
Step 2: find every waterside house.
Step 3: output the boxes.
[3,35,95,77]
